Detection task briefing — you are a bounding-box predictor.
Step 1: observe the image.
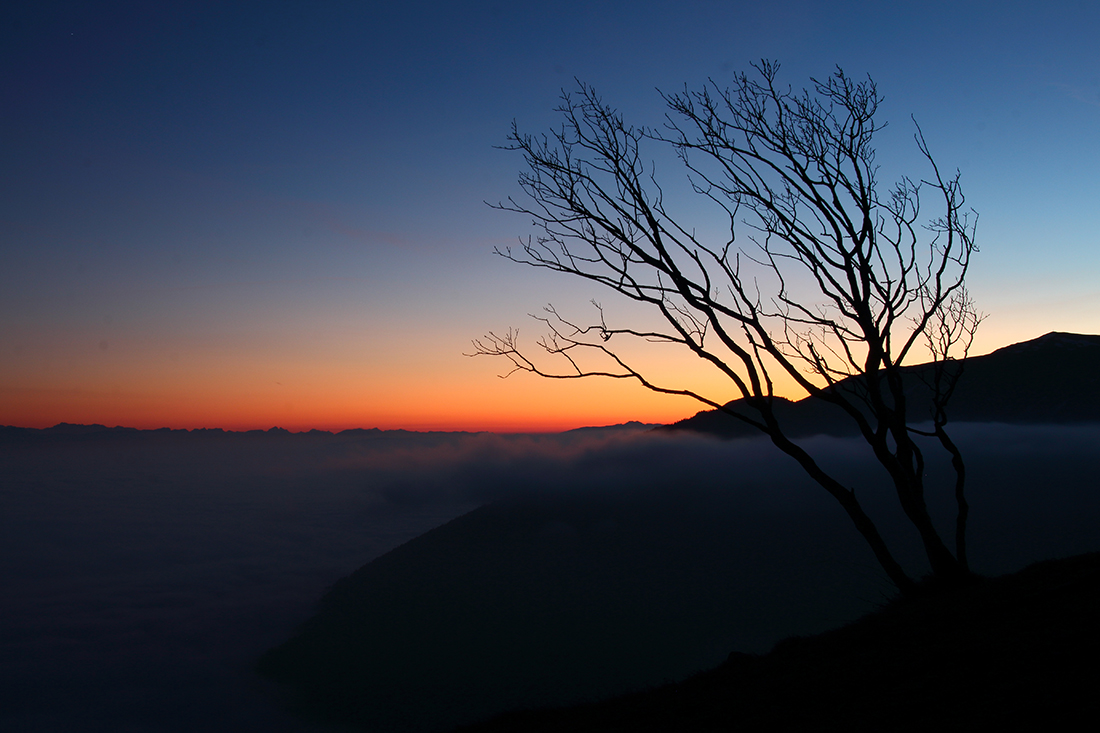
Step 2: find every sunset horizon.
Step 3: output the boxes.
[5,4,1098,442]
[4,327,1091,434]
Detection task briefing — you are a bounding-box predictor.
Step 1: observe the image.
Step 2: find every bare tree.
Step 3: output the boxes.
[472,62,981,593]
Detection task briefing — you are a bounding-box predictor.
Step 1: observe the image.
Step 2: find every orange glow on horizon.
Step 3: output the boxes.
[0,326,768,433]
[0,370,717,434]
[0,393,703,434]
[3,328,1064,434]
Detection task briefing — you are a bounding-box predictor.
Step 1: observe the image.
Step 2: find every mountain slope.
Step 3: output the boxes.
[458,551,1100,732]
[668,331,1100,439]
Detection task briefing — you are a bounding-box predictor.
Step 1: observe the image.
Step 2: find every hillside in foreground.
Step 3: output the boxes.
[458,551,1100,731]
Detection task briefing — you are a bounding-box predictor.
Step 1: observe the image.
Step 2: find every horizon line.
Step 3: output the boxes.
[0,420,668,436]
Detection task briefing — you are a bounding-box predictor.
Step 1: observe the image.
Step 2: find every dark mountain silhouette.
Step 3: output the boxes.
[666,331,1100,439]
[256,482,1100,732]
[255,489,883,732]
[564,421,662,434]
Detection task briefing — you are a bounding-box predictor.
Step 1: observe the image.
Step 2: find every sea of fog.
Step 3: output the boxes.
[1,423,1098,731]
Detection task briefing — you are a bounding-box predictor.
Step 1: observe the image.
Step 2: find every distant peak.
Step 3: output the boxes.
[991,331,1100,356]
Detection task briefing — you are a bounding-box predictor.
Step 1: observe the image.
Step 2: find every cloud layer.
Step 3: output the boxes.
[2,423,1098,730]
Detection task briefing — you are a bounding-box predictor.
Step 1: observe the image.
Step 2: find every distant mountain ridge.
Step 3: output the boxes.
[0,421,656,444]
[668,331,1100,439]
[0,423,477,445]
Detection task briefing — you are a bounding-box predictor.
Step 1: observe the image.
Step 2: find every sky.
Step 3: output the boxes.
[2,0,1098,432]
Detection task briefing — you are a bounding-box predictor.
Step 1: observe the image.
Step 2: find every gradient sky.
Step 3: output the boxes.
[2,1,1098,432]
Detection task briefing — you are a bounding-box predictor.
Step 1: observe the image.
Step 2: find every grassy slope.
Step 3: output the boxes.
[457,551,1100,731]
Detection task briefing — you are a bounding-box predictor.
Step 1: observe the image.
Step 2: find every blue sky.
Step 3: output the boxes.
[2,1,1098,430]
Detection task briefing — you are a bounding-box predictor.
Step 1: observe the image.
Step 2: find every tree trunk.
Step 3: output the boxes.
[895,479,969,584]
[767,429,916,593]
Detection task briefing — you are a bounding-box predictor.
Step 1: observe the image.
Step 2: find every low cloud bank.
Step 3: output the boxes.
[1,423,1098,730]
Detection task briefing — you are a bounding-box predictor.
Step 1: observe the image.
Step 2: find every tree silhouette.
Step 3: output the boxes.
[472,62,981,592]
